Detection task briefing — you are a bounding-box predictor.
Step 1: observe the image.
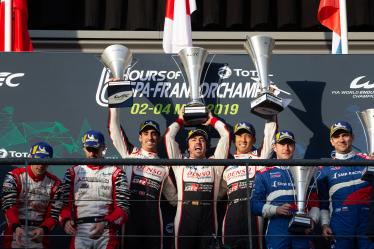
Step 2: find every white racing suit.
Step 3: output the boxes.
[164,117,230,249]
[59,164,131,249]
[108,108,177,249]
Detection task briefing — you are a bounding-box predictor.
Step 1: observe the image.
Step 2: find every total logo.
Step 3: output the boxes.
[0,148,29,158]
[217,66,272,80]
[0,72,25,87]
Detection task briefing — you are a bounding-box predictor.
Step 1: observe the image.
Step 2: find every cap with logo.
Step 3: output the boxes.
[274,130,295,144]
[187,129,209,142]
[82,130,105,148]
[139,120,161,135]
[30,142,53,158]
[330,121,353,137]
[233,121,256,136]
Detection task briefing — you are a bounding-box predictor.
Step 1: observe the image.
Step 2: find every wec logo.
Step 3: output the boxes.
[350,76,374,89]
[0,72,24,87]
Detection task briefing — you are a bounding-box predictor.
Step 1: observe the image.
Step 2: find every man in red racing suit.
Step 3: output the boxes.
[1,142,61,249]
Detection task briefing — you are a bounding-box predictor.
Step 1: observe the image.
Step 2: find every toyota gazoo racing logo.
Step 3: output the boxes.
[350,76,374,89]
[0,148,29,158]
[0,72,25,87]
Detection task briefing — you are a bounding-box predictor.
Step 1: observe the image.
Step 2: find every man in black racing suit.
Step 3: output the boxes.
[164,108,230,249]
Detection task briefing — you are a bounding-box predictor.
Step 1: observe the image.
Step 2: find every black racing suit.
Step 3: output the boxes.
[164,117,230,249]
[222,119,276,249]
[108,108,177,249]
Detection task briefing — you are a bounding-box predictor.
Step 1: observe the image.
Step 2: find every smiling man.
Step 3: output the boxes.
[108,107,177,249]
[317,121,374,249]
[221,118,277,249]
[164,107,230,249]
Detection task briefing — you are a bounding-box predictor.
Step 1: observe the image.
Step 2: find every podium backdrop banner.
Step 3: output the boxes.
[0,53,373,175]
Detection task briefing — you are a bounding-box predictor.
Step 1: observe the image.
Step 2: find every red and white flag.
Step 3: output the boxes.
[0,0,33,52]
[163,0,196,54]
[317,0,348,54]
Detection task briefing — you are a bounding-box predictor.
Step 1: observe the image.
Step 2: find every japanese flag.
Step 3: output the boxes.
[163,0,196,54]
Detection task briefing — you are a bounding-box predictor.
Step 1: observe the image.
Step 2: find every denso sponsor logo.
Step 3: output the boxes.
[0,72,24,87]
[141,166,163,176]
[226,168,246,180]
[186,170,211,178]
[350,76,374,89]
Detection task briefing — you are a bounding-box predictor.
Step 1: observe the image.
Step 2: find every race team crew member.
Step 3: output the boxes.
[108,107,177,249]
[1,142,61,249]
[317,121,374,249]
[164,108,230,249]
[251,131,319,249]
[222,118,276,249]
[59,130,130,249]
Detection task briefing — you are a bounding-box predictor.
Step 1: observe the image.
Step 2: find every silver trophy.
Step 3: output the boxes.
[244,35,283,119]
[101,44,133,107]
[179,47,209,126]
[357,108,374,181]
[288,166,316,234]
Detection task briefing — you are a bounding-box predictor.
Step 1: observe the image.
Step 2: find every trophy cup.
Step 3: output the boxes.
[357,108,374,181]
[101,44,133,107]
[288,166,316,234]
[178,47,209,126]
[244,35,284,119]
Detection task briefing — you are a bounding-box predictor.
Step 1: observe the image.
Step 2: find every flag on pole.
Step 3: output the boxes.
[317,0,348,54]
[0,0,33,52]
[163,0,196,54]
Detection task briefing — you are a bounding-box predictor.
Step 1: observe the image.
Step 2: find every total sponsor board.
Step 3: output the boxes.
[0,148,29,158]
[96,67,271,107]
[331,76,374,99]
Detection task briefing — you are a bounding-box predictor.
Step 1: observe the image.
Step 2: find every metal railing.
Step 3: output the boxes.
[0,158,373,249]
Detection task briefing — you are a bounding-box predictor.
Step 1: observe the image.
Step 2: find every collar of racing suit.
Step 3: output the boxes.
[140,148,158,157]
[334,150,356,160]
[27,165,46,182]
[86,164,105,170]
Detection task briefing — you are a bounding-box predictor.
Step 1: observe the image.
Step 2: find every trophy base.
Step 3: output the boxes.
[184,105,209,126]
[362,166,374,181]
[288,215,313,235]
[108,80,133,108]
[250,93,283,119]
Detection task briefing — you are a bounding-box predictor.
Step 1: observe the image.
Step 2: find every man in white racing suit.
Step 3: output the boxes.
[221,118,277,249]
[108,107,177,249]
[164,108,230,249]
[60,130,131,249]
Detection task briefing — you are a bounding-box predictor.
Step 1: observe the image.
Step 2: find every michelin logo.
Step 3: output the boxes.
[0,72,25,87]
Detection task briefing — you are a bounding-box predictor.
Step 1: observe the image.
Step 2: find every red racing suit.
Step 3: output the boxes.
[1,166,62,249]
[59,164,130,249]
[164,117,230,249]
[108,107,177,249]
[222,119,277,249]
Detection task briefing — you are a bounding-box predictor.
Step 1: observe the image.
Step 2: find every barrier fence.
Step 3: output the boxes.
[0,158,373,249]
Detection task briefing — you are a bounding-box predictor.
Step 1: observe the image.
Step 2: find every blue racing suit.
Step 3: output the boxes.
[251,166,319,249]
[317,151,374,249]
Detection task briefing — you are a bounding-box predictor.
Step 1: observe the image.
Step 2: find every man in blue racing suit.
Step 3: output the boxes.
[317,121,374,249]
[251,130,319,249]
